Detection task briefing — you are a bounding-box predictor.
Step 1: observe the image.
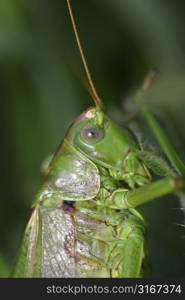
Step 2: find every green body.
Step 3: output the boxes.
[12,107,183,278]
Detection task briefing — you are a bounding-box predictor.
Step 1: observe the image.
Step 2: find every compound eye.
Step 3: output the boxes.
[80,125,104,143]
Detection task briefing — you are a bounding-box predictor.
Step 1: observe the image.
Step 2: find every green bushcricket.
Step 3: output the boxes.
[12,0,185,278]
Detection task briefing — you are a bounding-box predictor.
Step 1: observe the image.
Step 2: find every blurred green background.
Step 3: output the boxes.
[1,0,185,277]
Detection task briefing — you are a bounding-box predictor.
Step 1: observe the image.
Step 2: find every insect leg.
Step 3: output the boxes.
[137,150,175,176]
[111,237,145,278]
[100,177,184,209]
[126,177,184,208]
[136,70,185,177]
[141,105,185,177]
[107,217,145,278]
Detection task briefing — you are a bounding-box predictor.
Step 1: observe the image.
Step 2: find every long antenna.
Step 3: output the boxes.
[66,0,102,108]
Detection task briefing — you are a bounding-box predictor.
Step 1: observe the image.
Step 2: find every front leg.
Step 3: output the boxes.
[97,177,184,209]
[136,70,185,178]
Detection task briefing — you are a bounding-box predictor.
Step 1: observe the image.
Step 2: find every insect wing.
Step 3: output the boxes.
[41,206,76,277]
[12,206,41,277]
[13,204,78,277]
